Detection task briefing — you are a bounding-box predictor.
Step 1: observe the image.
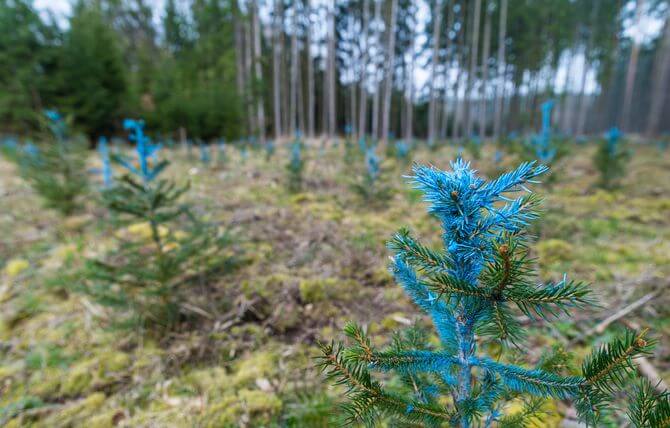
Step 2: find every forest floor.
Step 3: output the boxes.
[1,139,669,427]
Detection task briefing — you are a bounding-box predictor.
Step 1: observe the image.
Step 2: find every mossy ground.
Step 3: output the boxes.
[1,140,669,426]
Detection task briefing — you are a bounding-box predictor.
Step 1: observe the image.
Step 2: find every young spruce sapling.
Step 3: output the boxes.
[319,159,666,427]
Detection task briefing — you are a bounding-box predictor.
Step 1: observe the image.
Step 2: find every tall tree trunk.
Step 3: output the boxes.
[500,63,510,136]
[400,82,407,139]
[405,13,416,142]
[527,73,541,133]
[234,11,248,135]
[565,47,588,135]
[272,0,283,139]
[428,0,443,144]
[452,55,466,140]
[574,45,591,136]
[244,17,256,136]
[321,3,328,136]
[371,0,382,139]
[326,4,337,136]
[575,0,600,136]
[252,2,265,142]
[282,2,290,136]
[465,0,482,138]
[371,80,380,139]
[358,0,371,139]
[509,81,520,133]
[621,0,645,132]
[306,0,315,138]
[560,41,578,134]
[479,2,492,138]
[381,0,398,143]
[290,4,299,136]
[493,0,508,139]
[350,81,357,137]
[440,1,455,140]
[297,31,306,137]
[646,15,670,136]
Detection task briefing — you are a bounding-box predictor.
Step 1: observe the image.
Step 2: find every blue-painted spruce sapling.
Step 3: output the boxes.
[84,119,237,330]
[217,139,227,166]
[464,136,482,160]
[13,110,89,215]
[515,101,568,185]
[350,146,392,204]
[319,159,666,427]
[394,139,412,166]
[199,140,211,165]
[265,139,276,160]
[287,137,305,192]
[593,127,631,190]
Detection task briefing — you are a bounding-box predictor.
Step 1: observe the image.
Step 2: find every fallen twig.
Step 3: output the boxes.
[569,282,665,346]
[583,291,659,337]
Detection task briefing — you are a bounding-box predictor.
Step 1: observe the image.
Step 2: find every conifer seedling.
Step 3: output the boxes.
[265,139,276,160]
[351,146,392,204]
[12,110,89,215]
[594,127,631,190]
[464,136,482,160]
[394,140,412,166]
[319,159,667,427]
[217,139,227,166]
[199,140,211,165]
[287,137,305,192]
[84,119,237,329]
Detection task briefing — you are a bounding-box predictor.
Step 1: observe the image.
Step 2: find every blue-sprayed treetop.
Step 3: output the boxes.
[118,118,164,182]
[358,136,368,153]
[365,147,380,182]
[541,99,555,137]
[395,140,410,159]
[606,127,622,153]
[44,109,67,140]
[409,159,547,284]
